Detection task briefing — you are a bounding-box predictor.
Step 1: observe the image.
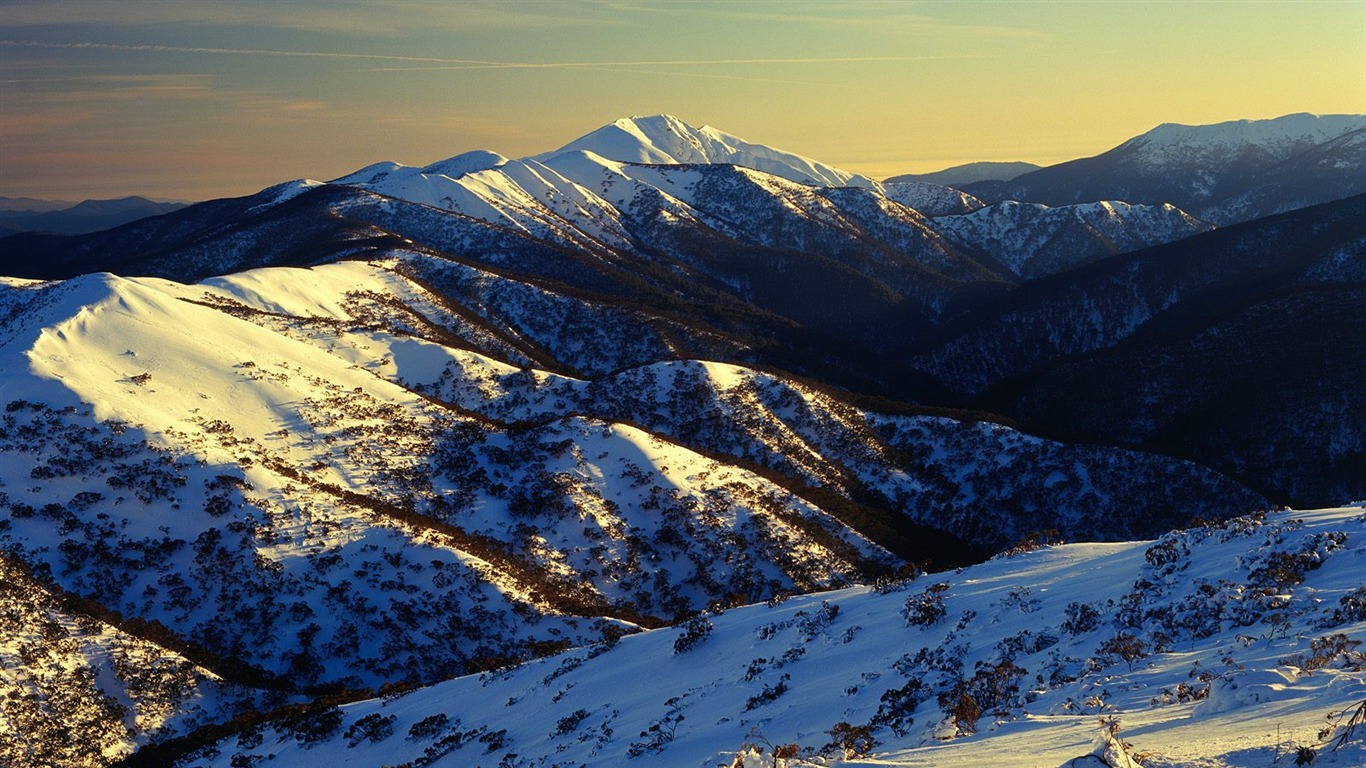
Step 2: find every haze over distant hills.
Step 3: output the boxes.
[0,195,191,235]
[0,196,79,213]
[1,112,1363,768]
[885,160,1041,187]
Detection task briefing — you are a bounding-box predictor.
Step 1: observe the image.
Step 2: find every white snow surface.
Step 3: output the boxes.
[184,506,1366,768]
[249,179,324,211]
[0,260,899,703]
[0,254,1352,768]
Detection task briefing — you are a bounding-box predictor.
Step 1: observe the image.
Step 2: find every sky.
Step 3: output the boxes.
[1,0,1363,201]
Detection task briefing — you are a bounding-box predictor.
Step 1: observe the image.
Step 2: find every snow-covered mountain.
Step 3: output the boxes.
[0,114,1357,507]
[0,256,1267,765]
[2,113,1363,767]
[1202,125,1366,224]
[143,505,1366,768]
[537,114,877,188]
[0,117,1212,337]
[880,180,984,217]
[972,113,1366,224]
[1114,113,1363,170]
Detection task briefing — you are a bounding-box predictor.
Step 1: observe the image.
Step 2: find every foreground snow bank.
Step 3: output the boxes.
[176,506,1366,768]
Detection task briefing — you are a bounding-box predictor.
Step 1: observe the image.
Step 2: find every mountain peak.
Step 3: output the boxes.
[545,114,720,165]
[420,149,510,178]
[540,114,876,188]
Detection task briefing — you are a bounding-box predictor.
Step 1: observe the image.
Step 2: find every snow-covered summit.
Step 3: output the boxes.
[538,114,877,188]
[1098,113,1366,188]
[311,116,990,269]
[328,150,510,188]
[983,112,1366,223]
[1121,113,1366,162]
[248,178,324,210]
[419,149,510,178]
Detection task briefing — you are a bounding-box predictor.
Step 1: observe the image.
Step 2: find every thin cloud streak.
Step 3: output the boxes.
[597,0,1051,39]
[0,39,504,65]
[364,55,978,72]
[0,40,981,72]
[548,65,824,88]
[0,0,615,35]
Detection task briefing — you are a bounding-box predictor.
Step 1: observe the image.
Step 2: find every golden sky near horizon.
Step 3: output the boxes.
[2,0,1363,200]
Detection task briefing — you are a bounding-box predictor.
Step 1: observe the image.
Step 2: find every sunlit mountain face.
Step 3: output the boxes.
[1,112,1363,768]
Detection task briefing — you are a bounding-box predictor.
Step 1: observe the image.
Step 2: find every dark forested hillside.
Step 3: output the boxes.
[913,193,1366,506]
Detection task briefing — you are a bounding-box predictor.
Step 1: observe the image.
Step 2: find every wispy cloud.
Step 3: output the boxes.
[363,55,975,73]
[0,0,612,35]
[0,71,328,136]
[360,55,981,88]
[0,39,504,66]
[595,0,1051,40]
[0,72,212,87]
[0,39,977,73]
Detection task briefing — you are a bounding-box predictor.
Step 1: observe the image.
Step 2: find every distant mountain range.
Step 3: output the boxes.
[0,196,79,212]
[0,195,191,235]
[964,113,1366,224]
[1,112,1363,767]
[885,160,1040,186]
[2,113,1361,508]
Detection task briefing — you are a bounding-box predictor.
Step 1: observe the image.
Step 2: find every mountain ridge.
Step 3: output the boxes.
[0,195,192,235]
[967,112,1366,224]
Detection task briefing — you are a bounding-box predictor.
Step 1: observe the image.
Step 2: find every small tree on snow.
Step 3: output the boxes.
[1097,632,1148,672]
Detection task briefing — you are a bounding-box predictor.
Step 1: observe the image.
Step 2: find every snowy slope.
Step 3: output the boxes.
[331,151,633,251]
[174,505,1366,768]
[310,115,1214,305]
[1202,127,1366,224]
[0,257,1277,764]
[0,553,256,767]
[402,353,1264,552]
[933,200,1213,278]
[0,263,893,690]
[319,116,885,258]
[881,181,985,217]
